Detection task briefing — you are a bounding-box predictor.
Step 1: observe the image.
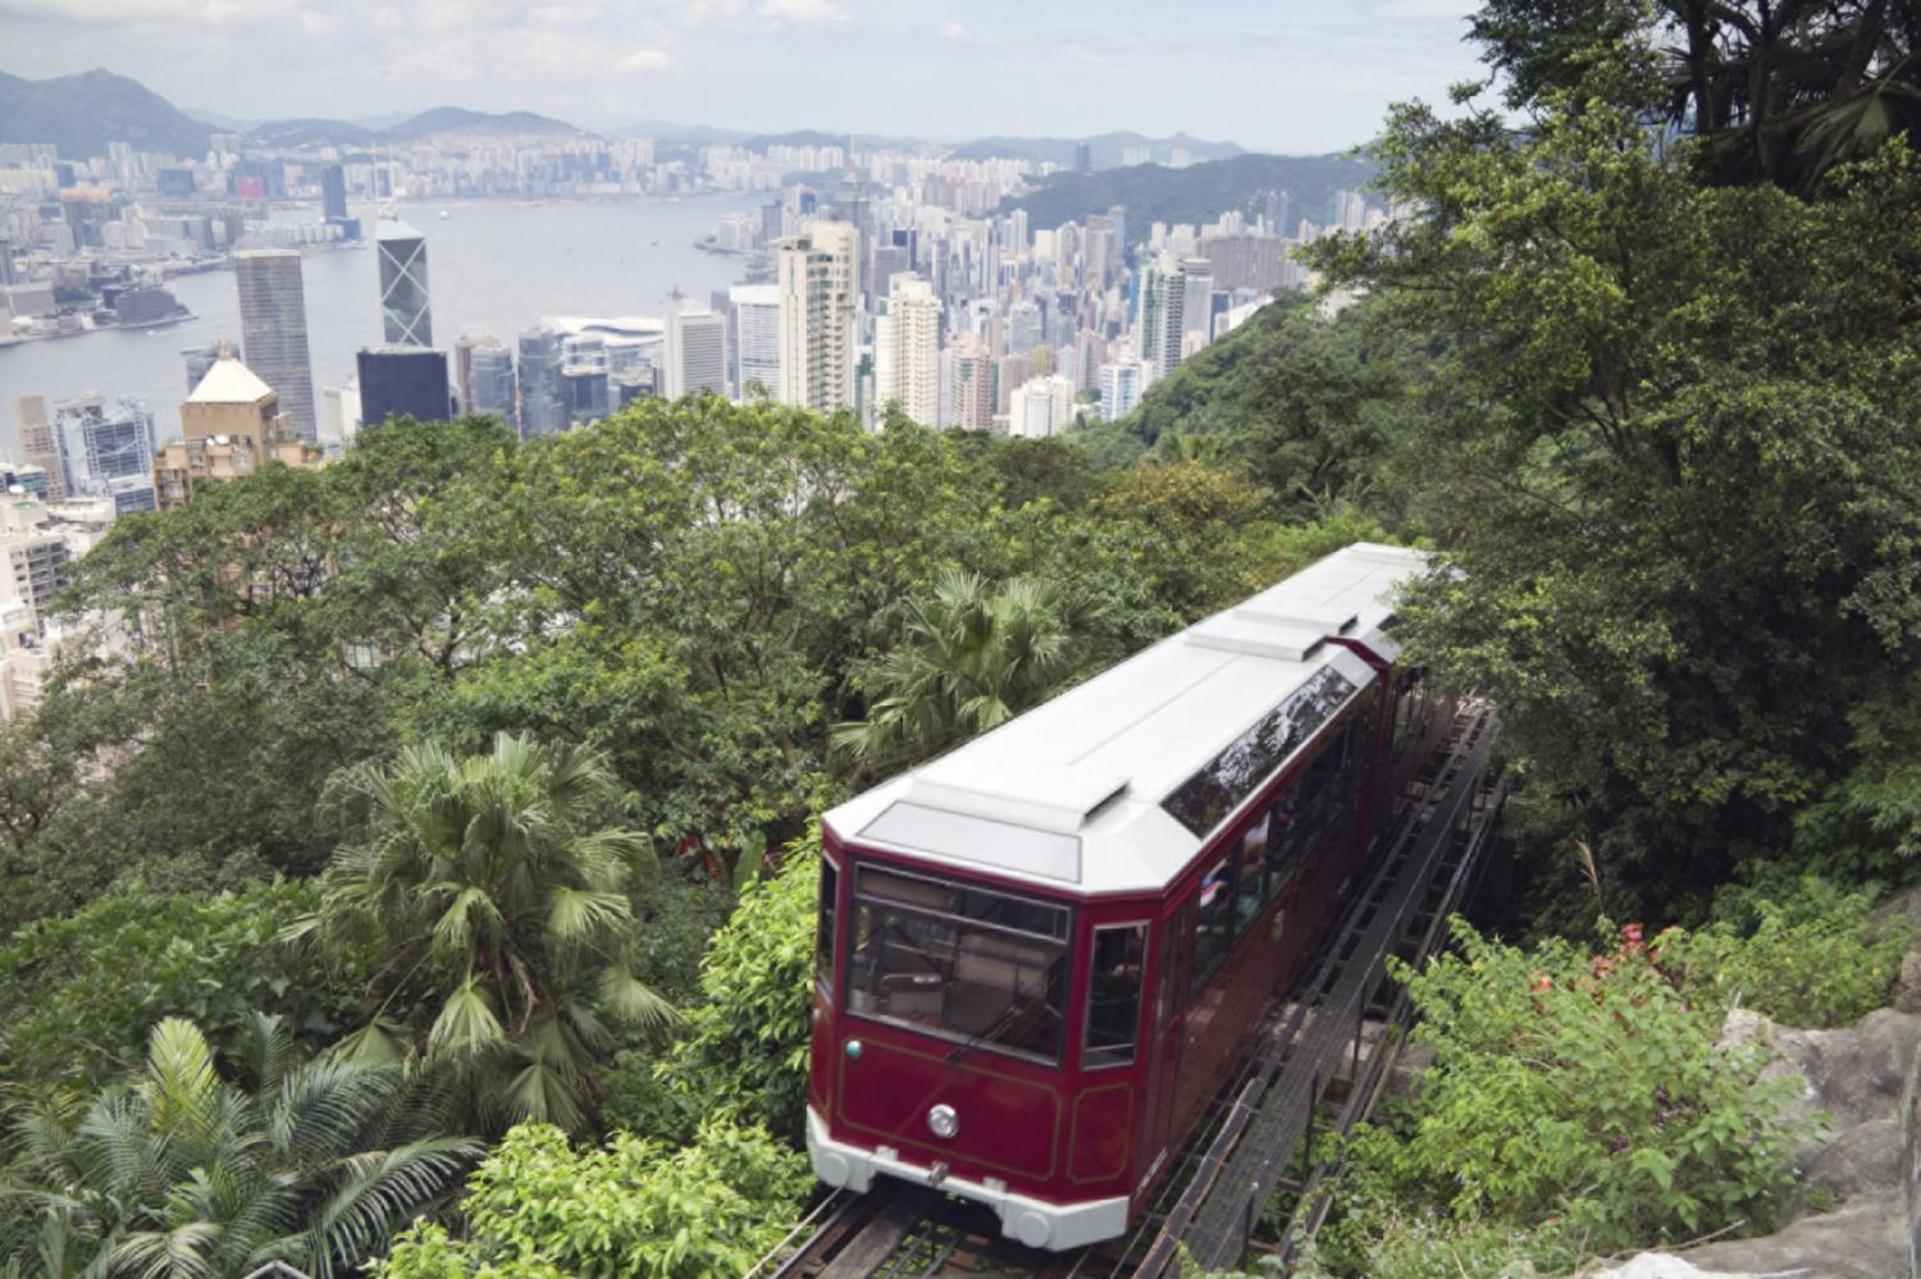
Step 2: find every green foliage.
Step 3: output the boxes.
[375,1119,810,1279]
[1313,921,1807,1275]
[296,733,673,1135]
[1657,876,1913,1028]
[607,830,821,1145]
[0,879,367,1090]
[1311,46,1921,913]
[0,1014,477,1279]
[833,569,1101,774]
[1092,297,1416,518]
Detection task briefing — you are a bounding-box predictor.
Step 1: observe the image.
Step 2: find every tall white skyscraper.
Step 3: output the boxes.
[1135,254,1194,383]
[234,250,318,440]
[1098,361,1145,423]
[1180,257,1214,345]
[376,220,433,348]
[1008,374,1077,439]
[665,310,728,400]
[776,221,858,413]
[730,284,780,398]
[873,274,941,428]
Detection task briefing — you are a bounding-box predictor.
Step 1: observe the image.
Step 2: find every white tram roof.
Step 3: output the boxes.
[825,542,1428,898]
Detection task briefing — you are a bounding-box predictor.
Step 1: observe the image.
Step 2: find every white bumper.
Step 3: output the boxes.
[806,1105,1129,1252]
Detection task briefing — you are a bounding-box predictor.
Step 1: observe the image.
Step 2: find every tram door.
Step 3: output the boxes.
[1136,917,1185,1201]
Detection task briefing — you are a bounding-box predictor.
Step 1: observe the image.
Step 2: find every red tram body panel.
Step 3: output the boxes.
[806,545,1442,1250]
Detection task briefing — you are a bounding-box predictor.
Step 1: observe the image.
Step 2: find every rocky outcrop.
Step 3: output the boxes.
[1590,1006,1921,1279]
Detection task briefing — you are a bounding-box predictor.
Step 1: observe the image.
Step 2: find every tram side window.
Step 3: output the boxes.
[1085,924,1147,1068]
[1191,855,1235,994]
[815,860,839,997]
[1233,817,1269,935]
[847,866,1071,1064]
[1265,726,1354,897]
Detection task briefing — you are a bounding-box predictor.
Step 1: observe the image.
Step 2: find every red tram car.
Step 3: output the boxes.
[805,544,1450,1251]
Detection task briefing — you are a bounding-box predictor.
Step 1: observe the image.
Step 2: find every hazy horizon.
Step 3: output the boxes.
[1,0,1485,155]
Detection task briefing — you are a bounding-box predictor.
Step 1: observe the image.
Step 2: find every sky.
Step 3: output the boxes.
[0,0,1487,154]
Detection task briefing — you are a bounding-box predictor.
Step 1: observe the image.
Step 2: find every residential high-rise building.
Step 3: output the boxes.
[1180,257,1215,345]
[376,220,433,348]
[874,274,940,428]
[155,352,321,509]
[1099,360,1145,422]
[1008,374,1077,439]
[1135,255,1188,382]
[234,250,318,440]
[942,334,995,432]
[321,380,361,455]
[730,284,780,398]
[665,310,728,399]
[13,396,64,500]
[51,395,156,513]
[517,325,566,439]
[776,222,858,413]
[357,347,451,426]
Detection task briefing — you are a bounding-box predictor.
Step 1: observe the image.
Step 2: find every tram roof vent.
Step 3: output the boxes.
[1186,615,1326,663]
[906,759,1130,835]
[1232,602,1360,636]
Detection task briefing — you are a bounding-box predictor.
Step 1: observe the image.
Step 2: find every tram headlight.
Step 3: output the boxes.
[927,1103,959,1140]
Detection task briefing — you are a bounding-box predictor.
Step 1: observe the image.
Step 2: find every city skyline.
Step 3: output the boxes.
[1,1,1485,156]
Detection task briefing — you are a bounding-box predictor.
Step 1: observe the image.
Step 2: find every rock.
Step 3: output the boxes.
[1799,1117,1904,1203]
[1676,1191,1907,1279]
[1720,1007,1921,1144]
[1589,1255,1773,1278]
[1893,949,1921,1016]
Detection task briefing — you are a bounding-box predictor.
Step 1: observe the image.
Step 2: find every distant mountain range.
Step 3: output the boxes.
[1004,152,1378,245]
[0,66,1258,170]
[0,68,213,161]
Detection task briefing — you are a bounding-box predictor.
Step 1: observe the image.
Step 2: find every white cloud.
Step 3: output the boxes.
[614,45,675,71]
[754,0,848,25]
[937,20,967,40]
[530,2,602,24]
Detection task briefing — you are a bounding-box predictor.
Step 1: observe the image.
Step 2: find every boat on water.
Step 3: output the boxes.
[439,210,452,220]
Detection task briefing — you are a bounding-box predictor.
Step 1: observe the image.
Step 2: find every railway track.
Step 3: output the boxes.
[753,704,1504,1279]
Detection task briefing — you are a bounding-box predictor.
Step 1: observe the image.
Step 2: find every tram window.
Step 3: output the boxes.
[847,865,1071,1064]
[1233,819,1269,935]
[816,860,839,998]
[1085,924,1147,1068]
[1191,855,1235,994]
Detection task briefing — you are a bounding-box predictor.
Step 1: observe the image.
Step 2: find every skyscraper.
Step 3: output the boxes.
[12,396,64,500]
[1180,257,1215,345]
[776,222,858,413]
[376,220,433,348]
[874,274,940,428]
[664,310,728,400]
[320,164,348,221]
[357,347,451,427]
[1135,255,1188,382]
[234,250,318,440]
[51,395,156,514]
[460,338,517,426]
[943,334,996,432]
[730,285,780,398]
[517,325,566,439]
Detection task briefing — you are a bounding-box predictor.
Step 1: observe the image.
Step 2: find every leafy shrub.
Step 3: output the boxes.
[0,878,368,1088]
[1656,875,1913,1027]
[1312,920,1808,1275]
[603,828,820,1144]
[377,1119,810,1279]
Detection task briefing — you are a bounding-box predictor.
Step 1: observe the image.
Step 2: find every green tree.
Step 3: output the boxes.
[295,733,674,1134]
[1311,45,1921,910]
[833,569,1094,774]
[0,1015,476,1279]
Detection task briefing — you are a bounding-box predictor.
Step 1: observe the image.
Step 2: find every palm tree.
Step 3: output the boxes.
[0,1014,476,1279]
[292,732,674,1134]
[833,570,1095,773]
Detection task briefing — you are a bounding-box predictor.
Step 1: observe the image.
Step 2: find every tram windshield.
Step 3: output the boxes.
[848,864,1071,1064]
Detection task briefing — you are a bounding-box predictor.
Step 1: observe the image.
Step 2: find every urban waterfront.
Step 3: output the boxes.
[0,194,762,455]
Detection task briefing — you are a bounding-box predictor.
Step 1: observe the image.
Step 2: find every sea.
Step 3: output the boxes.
[0,193,767,457]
